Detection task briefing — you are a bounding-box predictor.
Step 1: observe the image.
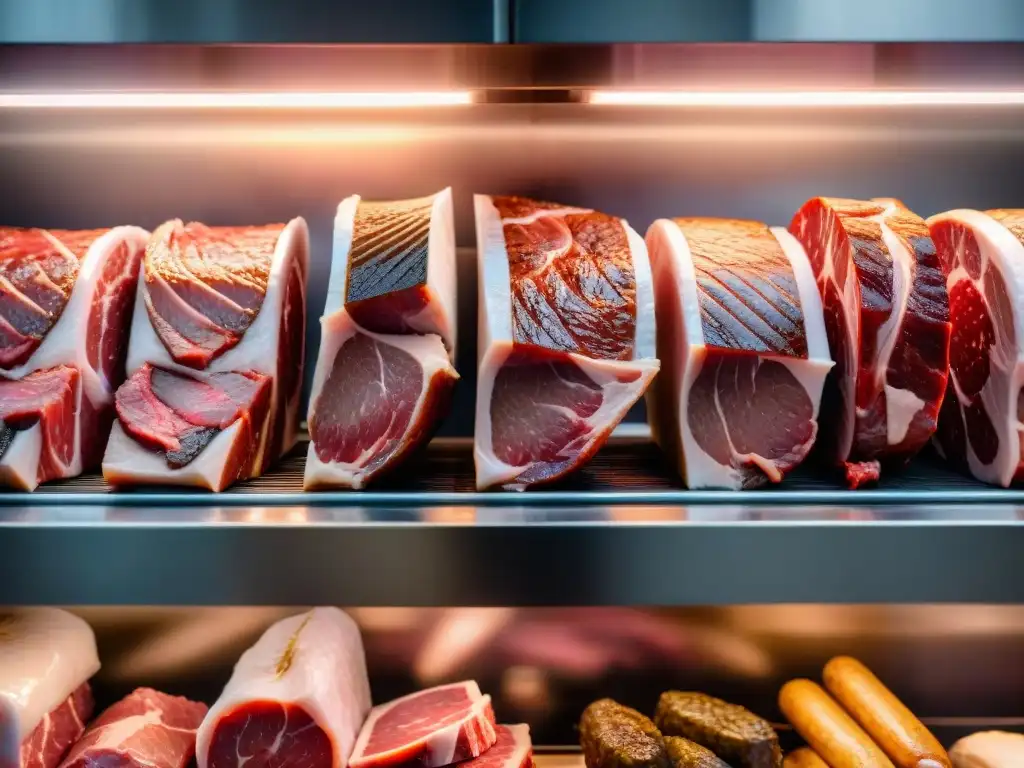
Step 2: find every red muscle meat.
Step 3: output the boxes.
[928,208,1024,487]
[305,190,458,489]
[350,682,497,768]
[458,725,534,768]
[18,685,93,768]
[0,367,80,487]
[0,226,147,489]
[790,198,951,488]
[111,363,270,483]
[105,218,308,490]
[474,195,659,490]
[645,217,832,489]
[57,688,207,768]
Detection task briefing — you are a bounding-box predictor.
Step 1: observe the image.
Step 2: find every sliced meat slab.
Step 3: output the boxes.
[0,609,100,768]
[196,608,370,768]
[645,217,832,489]
[305,189,458,489]
[107,218,308,490]
[458,725,533,768]
[474,195,659,490]
[349,681,497,768]
[790,197,951,488]
[928,209,1024,487]
[57,688,207,768]
[105,363,271,490]
[0,226,148,489]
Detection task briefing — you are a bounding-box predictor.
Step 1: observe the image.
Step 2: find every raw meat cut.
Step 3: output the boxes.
[0,609,100,768]
[106,363,272,487]
[927,209,1024,487]
[305,190,458,489]
[457,725,533,768]
[474,195,659,490]
[0,226,148,489]
[196,607,370,768]
[104,218,308,490]
[645,217,832,489]
[349,681,497,768]
[58,688,207,768]
[790,198,951,488]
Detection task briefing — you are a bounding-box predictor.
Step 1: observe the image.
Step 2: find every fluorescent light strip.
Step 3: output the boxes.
[589,90,1024,107]
[0,91,473,108]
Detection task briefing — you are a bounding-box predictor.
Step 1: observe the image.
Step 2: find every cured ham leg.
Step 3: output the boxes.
[474,195,659,490]
[645,217,832,489]
[305,190,458,489]
[196,607,371,768]
[928,209,1024,487]
[790,198,951,488]
[58,688,207,768]
[104,219,308,490]
[0,226,147,489]
[0,609,100,768]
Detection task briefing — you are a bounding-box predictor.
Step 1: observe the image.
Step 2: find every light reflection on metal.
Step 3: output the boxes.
[0,91,474,109]
[414,608,515,684]
[589,90,1024,107]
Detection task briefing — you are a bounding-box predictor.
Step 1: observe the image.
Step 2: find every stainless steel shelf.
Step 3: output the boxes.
[1,439,1021,607]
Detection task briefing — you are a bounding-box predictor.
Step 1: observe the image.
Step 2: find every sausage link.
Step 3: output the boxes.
[783,748,830,768]
[779,679,894,768]
[823,657,950,768]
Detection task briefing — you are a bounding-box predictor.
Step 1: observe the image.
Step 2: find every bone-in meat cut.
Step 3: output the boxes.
[0,609,100,768]
[349,681,497,768]
[305,190,458,489]
[474,195,659,490]
[456,725,534,768]
[58,688,207,768]
[645,217,831,490]
[103,219,308,490]
[928,209,1024,487]
[790,198,951,488]
[0,226,147,489]
[196,607,371,768]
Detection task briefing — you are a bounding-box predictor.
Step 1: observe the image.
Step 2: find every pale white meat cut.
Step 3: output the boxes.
[0,227,148,490]
[949,731,1024,768]
[303,188,457,490]
[927,209,1024,487]
[106,218,309,487]
[195,607,371,768]
[472,195,659,490]
[644,220,832,489]
[0,609,99,760]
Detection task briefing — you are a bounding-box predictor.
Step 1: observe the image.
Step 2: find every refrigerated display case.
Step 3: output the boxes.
[0,5,1022,765]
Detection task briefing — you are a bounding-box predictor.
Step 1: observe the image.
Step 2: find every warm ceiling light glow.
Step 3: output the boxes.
[588,90,1024,107]
[0,91,473,108]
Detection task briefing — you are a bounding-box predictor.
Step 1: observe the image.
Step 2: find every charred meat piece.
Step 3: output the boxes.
[580,699,672,768]
[665,736,733,768]
[655,692,781,768]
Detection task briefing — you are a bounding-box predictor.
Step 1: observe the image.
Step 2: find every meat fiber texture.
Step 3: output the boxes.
[928,209,1024,487]
[474,195,659,490]
[0,609,100,768]
[305,189,458,490]
[196,607,371,768]
[645,217,832,490]
[349,681,497,768]
[103,218,309,491]
[0,227,147,489]
[791,198,951,488]
[456,725,533,768]
[58,688,207,768]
